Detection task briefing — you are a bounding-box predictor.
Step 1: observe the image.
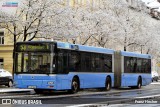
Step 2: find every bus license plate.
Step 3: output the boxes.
[28,86,36,89]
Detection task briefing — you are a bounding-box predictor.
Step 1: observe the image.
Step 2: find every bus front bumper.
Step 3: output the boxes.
[14,80,56,90]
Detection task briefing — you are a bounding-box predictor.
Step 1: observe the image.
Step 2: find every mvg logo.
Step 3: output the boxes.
[2,99,12,104]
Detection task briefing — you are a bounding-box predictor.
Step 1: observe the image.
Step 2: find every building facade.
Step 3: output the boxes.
[0,28,13,73]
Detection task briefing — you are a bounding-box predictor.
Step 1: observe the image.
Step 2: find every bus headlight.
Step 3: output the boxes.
[48,82,54,85]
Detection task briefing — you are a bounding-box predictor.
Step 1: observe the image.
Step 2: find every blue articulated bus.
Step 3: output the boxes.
[114,51,152,89]
[14,41,115,93]
[14,41,151,93]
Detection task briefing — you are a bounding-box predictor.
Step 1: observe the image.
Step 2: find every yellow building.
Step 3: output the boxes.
[0,28,13,73]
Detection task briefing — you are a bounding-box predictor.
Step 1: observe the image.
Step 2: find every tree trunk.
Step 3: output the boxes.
[124,38,127,51]
[124,46,126,51]
[12,34,16,77]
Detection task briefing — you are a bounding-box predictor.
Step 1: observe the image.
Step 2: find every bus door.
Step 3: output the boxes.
[56,50,70,90]
[123,56,138,86]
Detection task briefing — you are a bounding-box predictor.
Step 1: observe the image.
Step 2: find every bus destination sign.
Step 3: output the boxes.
[17,44,50,52]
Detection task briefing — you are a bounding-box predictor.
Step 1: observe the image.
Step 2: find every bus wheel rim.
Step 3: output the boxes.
[138,82,141,88]
[73,81,78,91]
[106,82,110,90]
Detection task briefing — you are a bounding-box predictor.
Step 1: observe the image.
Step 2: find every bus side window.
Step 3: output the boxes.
[142,59,148,73]
[95,54,101,72]
[142,59,151,73]
[104,54,112,72]
[130,57,137,73]
[124,56,131,73]
[133,58,137,73]
[81,52,91,72]
[91,54,96,72]
[136,58,142,73]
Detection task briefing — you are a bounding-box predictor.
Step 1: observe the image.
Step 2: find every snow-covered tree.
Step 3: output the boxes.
[0,0,160,60]
[0,0,68,43]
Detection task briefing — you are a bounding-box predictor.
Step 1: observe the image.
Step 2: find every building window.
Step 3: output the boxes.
[0,32,4,45]
[0,59,4,69]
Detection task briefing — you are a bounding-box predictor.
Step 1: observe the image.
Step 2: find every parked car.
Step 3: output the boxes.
[146,0,160,8]
[152,71,159,82]
[141,0,155,5]
[0,69,13,87]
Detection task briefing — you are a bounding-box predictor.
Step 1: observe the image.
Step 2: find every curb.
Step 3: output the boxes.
[0,88,33,93]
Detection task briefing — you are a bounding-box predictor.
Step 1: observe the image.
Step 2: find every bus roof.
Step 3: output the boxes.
[16,41,55,44]
[17,41,114,54]
[121,51,151,59]
[57,41,114,54]
[16,41,151,57]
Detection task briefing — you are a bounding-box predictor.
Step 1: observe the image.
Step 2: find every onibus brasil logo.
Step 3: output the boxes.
[2,99,42,104]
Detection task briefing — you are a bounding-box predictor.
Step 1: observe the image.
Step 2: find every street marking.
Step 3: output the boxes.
[151,82,160,85]
[66,104,130,107]
[135,94,160,99]
[66,94,160,107]
[66,104,93,107]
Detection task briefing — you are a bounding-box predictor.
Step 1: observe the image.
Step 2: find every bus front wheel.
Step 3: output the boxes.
[68,77,79,94]
[105,77,111,91]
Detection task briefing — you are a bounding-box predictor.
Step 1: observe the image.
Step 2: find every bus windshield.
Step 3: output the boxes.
[15,52,55,74]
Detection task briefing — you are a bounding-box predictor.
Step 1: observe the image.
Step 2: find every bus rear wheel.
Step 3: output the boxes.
[105,77,111,91]
[137,78,142,89]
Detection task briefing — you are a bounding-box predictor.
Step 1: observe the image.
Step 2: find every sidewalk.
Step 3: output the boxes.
[0,86,33,93]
